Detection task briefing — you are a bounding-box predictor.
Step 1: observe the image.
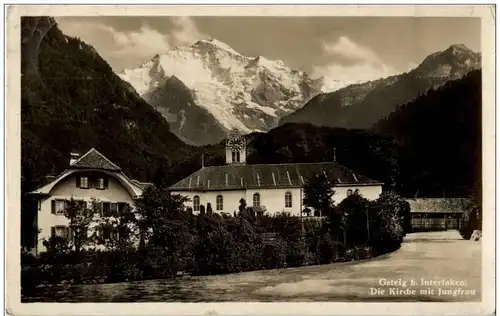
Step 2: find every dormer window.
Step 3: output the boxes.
[77,176,89,189]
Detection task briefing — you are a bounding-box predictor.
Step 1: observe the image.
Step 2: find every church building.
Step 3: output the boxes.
[168,130,384,217]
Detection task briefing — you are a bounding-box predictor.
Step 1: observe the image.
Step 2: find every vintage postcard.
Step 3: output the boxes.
[5,4,496,316]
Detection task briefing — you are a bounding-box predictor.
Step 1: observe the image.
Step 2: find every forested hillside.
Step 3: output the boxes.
[375,70,482,197]
[21,17,199,192]
[245,124,402,192]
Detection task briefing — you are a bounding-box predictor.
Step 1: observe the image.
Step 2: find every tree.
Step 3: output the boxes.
[458,189,482,239]
[41,235,71,263]
[303,173,335,216]
[373,191,411,235]
[238,198,247,213]
[337,190,371,246]
[133,186,195,277]
[370,191,410,253]
[94,201,137,251]
[133,186,189,246]
[64,198,99,255]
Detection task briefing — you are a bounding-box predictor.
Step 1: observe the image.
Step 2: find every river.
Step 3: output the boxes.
[25,230,481,302]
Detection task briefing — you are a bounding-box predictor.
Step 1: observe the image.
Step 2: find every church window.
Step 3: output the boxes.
[253,193,260,208]
[285,192,292,208]
[216,195,223,211]
[347,189,353,197]
[193,195,200,212]
[232,151,240,163]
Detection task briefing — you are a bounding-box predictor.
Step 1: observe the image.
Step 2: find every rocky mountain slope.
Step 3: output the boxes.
[118,39,338,145]
[279,44,481,129]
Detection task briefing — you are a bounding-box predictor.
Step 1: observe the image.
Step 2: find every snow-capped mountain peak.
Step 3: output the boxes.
[118,38,325,145]
[193,38,243,56]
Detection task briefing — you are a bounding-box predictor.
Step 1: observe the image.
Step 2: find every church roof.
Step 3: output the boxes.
[168,162,382,191]
[70,148,122,171]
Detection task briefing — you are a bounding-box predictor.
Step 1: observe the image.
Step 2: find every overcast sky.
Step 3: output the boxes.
[56,16,481,82]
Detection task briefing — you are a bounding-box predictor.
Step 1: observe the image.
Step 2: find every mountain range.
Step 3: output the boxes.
[118,39,351,145]
[280,44,481,129]
[21,17,482,199]
[119,40,480,145]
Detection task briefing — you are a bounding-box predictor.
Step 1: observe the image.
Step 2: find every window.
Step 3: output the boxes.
[51,225,71,240]
[285,192,292,208]
[232,151,240,163]
[100,227,119,241]
[216,195,223,211]
[102,202,118,217]
[193,195,200,212]
[314,210,321,217]
[52,200,67,215]
[95,178,105,190]
[253,193,260,208]
[77,176,89,189]
[346,189,353,197]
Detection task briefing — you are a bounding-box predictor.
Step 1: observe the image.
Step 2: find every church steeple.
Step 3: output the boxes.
[225,129,246,165]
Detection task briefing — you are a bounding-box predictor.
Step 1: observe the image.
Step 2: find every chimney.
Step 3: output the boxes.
[70,152,80,166]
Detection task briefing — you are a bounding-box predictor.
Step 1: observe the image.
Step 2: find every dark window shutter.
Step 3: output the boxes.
[110,203,118,216]
[103,202,110,217]
[104,178,109,189]
[76,176,81,188]
[51,200,55,214]
[51,226,55,236]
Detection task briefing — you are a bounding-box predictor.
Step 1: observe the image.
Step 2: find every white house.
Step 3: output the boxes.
[168,130,383,217]
[28,148,152,255]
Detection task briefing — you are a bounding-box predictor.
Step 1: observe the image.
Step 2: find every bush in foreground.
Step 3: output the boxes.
[22,187,409,295]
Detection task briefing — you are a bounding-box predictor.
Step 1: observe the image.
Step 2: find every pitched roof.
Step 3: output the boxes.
[70,148,122,171]
[168,162,381,191]
[405,198,469,213]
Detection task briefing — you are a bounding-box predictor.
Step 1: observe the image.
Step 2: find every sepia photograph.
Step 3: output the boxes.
[5,4,496,316]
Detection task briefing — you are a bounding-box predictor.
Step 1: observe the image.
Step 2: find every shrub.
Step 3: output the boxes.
[25,188,409,291]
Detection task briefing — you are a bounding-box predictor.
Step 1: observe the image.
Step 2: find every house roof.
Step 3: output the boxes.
[168,162,382,191]
[29,148,149,197]
[70,148,122,171]
[405,198,469,213]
